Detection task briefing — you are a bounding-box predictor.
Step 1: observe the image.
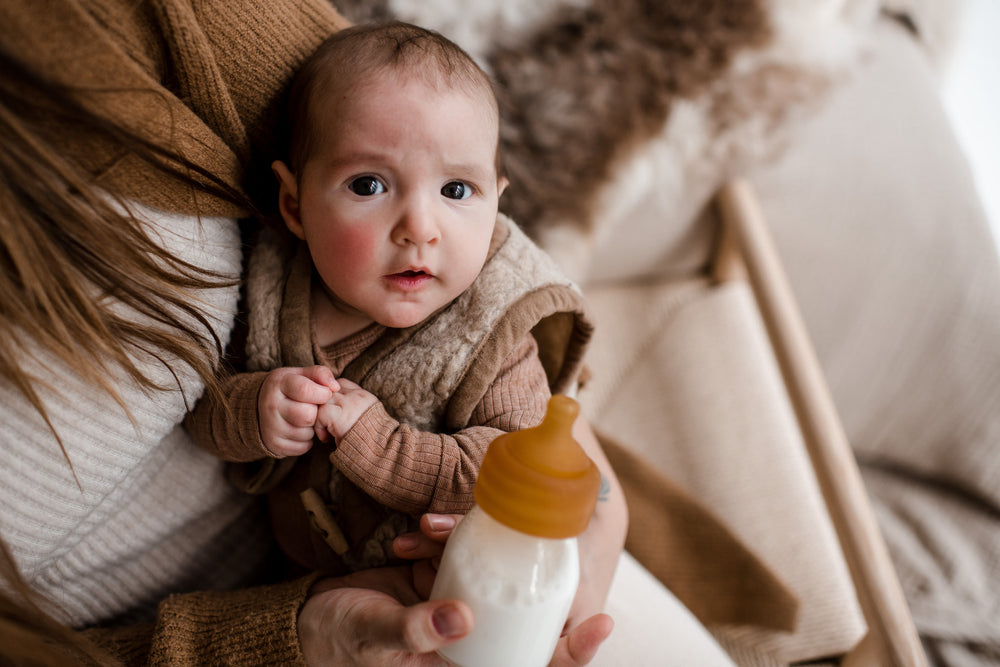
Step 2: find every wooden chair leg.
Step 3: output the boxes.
[713,180,927,667]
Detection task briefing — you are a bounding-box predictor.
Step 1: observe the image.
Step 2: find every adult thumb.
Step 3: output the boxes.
[399,600,473,654]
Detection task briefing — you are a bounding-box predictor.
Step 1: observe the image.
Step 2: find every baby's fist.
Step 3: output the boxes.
[258,365,339,456]
[315,379,378,442]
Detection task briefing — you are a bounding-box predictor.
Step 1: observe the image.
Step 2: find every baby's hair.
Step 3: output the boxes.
[284,21,500,175]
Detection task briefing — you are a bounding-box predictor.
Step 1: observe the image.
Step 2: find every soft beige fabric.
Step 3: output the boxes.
[599,432,799,632]
[243,216,593,430]
[0,0,354,660]
[597,552,737,667]
[753,20,1000,509]
[863,466,1000,663]
[751,17,1000,663]
[0,202,272,627]
[577,278,867,663]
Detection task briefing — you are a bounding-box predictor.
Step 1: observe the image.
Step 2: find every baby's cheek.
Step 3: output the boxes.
[321,227,376,272]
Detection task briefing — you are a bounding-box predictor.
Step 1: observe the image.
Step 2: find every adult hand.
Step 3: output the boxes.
[298,566,473,666]
[393,514,615,667]
[298,515,613,666]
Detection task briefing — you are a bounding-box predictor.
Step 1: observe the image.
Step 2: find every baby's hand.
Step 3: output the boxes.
[258,365,339,457]
[315,378,378,442]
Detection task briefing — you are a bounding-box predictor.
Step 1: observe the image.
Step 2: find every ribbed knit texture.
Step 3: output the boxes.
[331,335,551,516]
[0,0,349,659]
[0,204,272,628]
[145,575,318,665]
[0,0,348,217]
[80,574,320,665]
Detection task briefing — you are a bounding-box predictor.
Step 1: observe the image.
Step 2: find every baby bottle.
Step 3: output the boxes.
[430,394,601,667]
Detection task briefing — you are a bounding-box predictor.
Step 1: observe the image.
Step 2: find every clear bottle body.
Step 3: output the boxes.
[430,506,579,667]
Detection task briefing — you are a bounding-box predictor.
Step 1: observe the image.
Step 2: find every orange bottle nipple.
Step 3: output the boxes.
[474,395,601,538]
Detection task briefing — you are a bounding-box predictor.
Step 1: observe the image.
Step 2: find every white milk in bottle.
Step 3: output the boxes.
[430,395,601,667]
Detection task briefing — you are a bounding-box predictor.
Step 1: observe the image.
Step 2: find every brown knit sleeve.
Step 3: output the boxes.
[82,574,319,666]
[330,335,551,515]
[185,371,274,462]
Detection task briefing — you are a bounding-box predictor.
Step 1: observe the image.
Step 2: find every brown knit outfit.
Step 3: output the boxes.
[187,215,594,575]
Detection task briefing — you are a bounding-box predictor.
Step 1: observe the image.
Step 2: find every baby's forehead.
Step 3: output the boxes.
[311,63,498,130]
[331,60,492,104]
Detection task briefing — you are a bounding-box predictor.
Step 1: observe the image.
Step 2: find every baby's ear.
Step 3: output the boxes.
[497,176,509,199]
[272,160,305,240]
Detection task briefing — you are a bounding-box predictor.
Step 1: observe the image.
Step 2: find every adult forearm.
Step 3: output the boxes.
[83,575,319,665]
[570,417,629,624]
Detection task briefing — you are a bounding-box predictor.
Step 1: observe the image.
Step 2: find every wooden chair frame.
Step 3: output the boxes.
[712,180,928,667]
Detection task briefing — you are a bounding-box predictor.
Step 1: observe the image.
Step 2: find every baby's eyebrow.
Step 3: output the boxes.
[327,151,390,169]
[443,162,492,183]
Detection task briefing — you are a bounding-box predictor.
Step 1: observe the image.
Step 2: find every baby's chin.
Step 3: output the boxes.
[373,306,440,330]
[369,287,472,330]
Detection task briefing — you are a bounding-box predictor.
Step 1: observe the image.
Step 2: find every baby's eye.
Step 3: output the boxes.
[441,181,473,200]
[348,176,386,196]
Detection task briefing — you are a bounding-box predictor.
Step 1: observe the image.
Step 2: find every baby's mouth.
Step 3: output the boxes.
[385,269,433,291]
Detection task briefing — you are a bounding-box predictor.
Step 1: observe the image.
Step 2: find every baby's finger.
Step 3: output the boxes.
[301,365,340,392]
[268,434,314,458]
[281,371,335,405]
[279,399,321,429]
[284,423,318,443]
[334,377,362,392]
[315,400,341,426]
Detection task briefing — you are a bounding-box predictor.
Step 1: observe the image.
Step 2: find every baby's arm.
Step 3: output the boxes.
[186,365,338,461]
[321,335,549,516]
[186,370,271,462]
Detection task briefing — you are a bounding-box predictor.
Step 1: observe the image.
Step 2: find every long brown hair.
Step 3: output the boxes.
[0,47,253,454]
[0,44,253,661]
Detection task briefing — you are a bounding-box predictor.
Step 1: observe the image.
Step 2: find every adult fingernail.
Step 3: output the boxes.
[433,604,466,639]
[427,515,456,532]
[395,534,419,551]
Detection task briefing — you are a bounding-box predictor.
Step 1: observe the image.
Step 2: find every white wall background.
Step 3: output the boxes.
[941,0,1000,254]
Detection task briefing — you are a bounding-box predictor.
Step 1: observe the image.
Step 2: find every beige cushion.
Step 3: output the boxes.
[599,552,737,666]
[578,278,866,663]
[751,18,1000,508]
[750,17,1000,660]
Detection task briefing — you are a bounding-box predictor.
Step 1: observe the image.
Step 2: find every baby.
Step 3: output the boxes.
[188,21,594,576]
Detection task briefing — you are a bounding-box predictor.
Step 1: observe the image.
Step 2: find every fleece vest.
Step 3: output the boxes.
[241,214,592,572]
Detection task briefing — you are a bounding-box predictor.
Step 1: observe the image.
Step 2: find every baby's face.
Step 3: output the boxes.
[279,71,505,330]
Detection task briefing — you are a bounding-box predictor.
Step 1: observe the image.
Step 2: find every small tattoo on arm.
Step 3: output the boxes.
[598,473,610,502]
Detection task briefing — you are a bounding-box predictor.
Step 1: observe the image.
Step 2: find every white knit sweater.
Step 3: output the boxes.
[0,203,269,627]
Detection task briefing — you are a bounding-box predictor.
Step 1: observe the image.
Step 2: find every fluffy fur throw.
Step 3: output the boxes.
[334,0,874,282]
